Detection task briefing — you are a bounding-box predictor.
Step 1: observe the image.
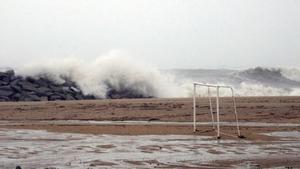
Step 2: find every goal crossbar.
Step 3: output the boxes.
[193,82,242,139]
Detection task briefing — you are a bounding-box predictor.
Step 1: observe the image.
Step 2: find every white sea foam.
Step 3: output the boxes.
[15,54,186,98]
[12,54,300,98]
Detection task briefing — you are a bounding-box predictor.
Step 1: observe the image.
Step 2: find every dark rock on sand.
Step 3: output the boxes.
[106,88,149,99]
[48,93,64,101]
[0,86,14,96]
[0,69,95,102]
[18,81,39,91]
[0,69,152,101]
[0,96,10,101]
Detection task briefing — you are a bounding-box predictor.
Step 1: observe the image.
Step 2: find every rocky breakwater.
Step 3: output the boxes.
[0,70,95,101]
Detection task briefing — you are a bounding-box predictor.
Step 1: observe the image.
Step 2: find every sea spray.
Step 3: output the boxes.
[15,55,188,99]
[1,56,299,100]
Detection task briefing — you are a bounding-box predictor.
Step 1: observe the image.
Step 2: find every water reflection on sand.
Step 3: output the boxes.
[0,128,299,169]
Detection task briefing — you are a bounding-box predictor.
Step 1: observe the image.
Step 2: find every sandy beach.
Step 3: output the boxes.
[0,96,300,168]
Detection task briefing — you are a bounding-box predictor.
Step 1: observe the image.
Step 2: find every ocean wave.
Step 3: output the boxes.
[4,57,300,99]
[236,67,300,88]
[15,56,186,99]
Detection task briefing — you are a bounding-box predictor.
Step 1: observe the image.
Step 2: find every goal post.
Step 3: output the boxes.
[193,82,242,139]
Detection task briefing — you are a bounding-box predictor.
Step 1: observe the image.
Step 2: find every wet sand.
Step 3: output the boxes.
[0,128,299,169]
[0,128,300,169]
[0,97,300,123]
[0,96,300,168]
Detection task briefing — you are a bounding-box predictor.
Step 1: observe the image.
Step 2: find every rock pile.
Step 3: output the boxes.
[0,70,95,101]
[106,88,150,99]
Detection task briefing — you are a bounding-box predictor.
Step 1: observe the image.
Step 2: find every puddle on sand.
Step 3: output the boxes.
[265,131,300,138]
[0,129,299,169]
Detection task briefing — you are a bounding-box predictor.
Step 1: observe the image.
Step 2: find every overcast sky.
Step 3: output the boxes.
[0,0,299,69]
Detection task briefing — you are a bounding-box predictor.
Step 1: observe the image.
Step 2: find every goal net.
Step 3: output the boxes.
[193,82,242,139]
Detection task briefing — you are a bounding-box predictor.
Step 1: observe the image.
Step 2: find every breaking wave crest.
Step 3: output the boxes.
[15,56,185,99]
[10,56,300,98]
[237,67,300,87]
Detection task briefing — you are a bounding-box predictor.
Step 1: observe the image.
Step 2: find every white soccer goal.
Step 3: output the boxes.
[193,82,242,139]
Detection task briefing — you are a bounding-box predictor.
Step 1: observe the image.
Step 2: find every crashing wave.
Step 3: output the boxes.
[236,67,300,88]
[0,56,300,101]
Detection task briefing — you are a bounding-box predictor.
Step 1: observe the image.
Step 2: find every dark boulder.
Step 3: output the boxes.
[0,70,14,82]
[10,77,21,86]
[65,94,75,100]
[83,94,96,100]
[0,85,14,97]
[74,93,83,100]
[5,69,15,77]
[48,93,65,101]
[11,82,22,93]
[0,85,12,91]
[0,80,9,86]
[0,74,10,84]
[106,88,148,99]
[10,78,22,93]
[18,81,38,91]
[0,96,9,101]
[70,86,80,93]
[35,78,51,87]
[49,85,63,93]
[35,87,51,96]
[40,96,48,101]
[25,76,36,83]
[11,93,21,101]
[23,94,41,101]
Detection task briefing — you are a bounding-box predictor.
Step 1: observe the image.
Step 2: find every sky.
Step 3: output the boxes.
[0,0,299,69]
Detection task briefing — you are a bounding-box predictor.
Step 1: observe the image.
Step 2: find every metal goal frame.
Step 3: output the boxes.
[193,82,242,139]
